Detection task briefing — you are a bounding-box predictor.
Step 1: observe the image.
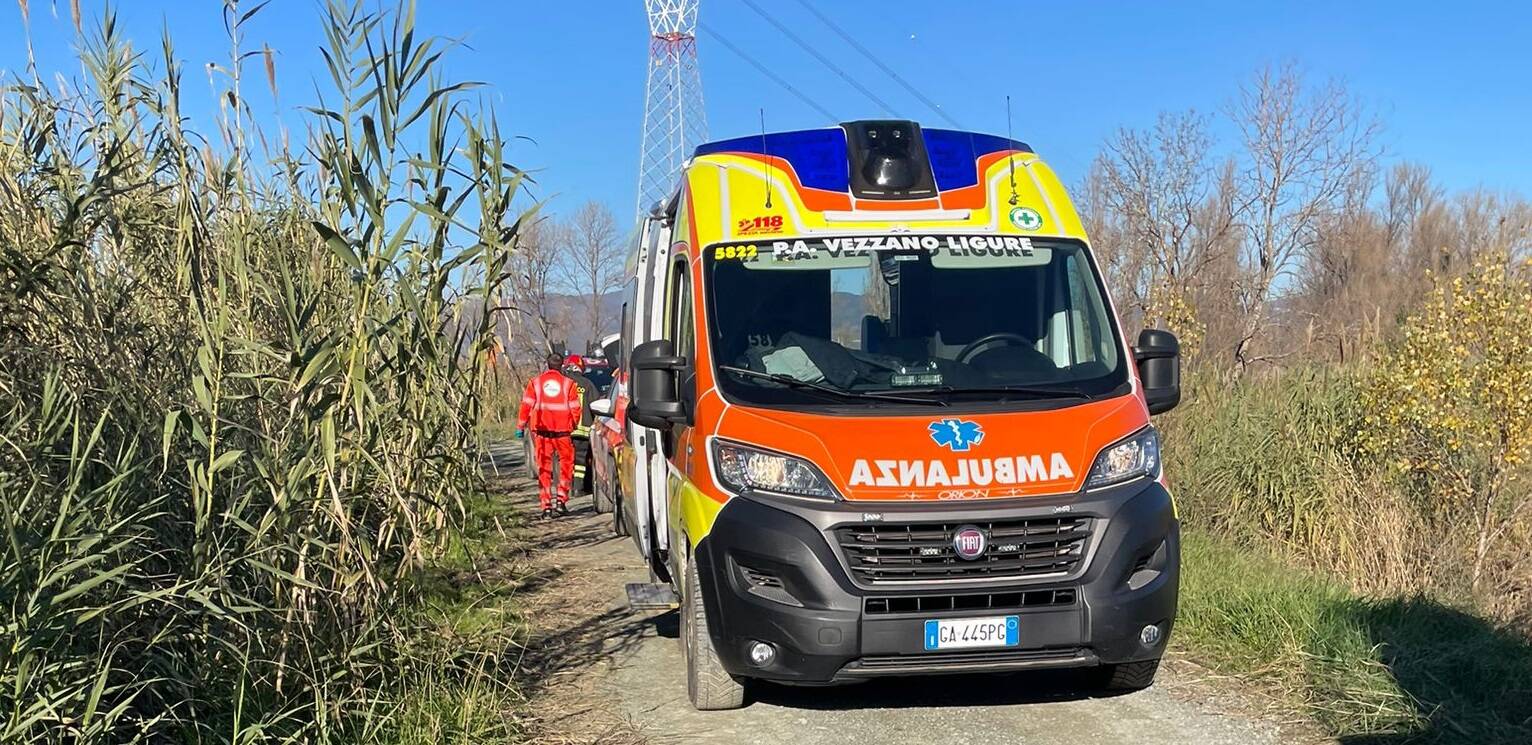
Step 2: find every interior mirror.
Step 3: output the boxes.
[1134,329,1181,415]
[628,339,688,429]
[589,398,614,418]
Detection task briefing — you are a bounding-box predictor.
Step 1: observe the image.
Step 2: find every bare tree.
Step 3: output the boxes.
[1296,165,1391,360]
[1455,189,1532,266]
[1384,162,1443,255]
[1082,110,1240,361]
[1229,63,1381,372]
[556,200,624,351]
[1078,158,1150,328]
[506,218,564,368]
[1081,64,1527,384]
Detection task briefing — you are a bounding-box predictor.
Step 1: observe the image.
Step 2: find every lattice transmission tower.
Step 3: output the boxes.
[637,0,707,219]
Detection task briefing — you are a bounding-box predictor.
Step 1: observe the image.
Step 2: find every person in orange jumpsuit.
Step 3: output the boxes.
[517,352,581,518]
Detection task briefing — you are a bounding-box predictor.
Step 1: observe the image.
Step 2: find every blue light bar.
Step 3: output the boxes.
[923,129,1032,191]
[693,128,849,192]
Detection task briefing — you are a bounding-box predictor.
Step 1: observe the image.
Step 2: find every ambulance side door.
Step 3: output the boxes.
[623,215,672,566]
[639,226,676,564]
[658,250,694,564]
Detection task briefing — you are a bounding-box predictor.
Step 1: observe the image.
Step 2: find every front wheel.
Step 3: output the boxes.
[574,443,592,497]
[591,468,613,514]
[682,559,745,710]
[611,484,628,536]
[1098,658,1160,691]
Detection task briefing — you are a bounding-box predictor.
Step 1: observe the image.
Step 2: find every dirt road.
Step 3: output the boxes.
[486,443,1317,745]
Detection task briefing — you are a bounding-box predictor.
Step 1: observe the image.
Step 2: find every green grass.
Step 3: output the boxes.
[375,491,531,744]
[1178,531,1532,743]
[480,420,522,444]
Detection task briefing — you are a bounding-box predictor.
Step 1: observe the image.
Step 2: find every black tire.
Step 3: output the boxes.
[682,559,745,710]
[1099,658,1160,691]
[612,485,628,536]
[591,467,613,514]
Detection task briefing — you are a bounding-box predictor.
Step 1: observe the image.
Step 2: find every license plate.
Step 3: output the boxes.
[923,615,1020,651]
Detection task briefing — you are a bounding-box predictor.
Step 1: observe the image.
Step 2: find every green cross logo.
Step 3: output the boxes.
[1010,207,1043,231]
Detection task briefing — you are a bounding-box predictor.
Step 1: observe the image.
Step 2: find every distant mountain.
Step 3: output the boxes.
[550,290,625,351]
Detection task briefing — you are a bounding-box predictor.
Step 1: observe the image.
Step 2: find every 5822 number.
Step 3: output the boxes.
[713,244,758,261]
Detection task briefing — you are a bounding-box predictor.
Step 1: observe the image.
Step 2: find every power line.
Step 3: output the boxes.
[699,20,841,124]
[737,0,902,119]
[790,0,963,128]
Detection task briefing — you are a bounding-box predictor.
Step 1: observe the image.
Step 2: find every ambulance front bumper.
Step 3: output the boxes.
[692,478,1179,683]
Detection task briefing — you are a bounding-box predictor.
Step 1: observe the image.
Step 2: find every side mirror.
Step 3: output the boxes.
[590,398,614,418]
[1134,329,1181,415]
[628,339,688,429]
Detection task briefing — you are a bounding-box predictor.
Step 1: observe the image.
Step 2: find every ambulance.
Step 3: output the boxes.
[594,120,1182,710]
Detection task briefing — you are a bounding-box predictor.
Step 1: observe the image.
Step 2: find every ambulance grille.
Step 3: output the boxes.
[864,588,1075,615]
[835,516,1093,584]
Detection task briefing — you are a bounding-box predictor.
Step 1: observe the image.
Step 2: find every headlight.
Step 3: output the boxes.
[712,440,838,500]
[1085,427,1161,489]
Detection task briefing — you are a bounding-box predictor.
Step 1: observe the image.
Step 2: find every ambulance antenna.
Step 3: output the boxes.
[760,108,773,209]
[1006,95,1019,206]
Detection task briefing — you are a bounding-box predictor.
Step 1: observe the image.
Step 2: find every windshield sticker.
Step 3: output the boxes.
[1009,206,1044,231]
[736,214,785,236]
[848,453,1075,489]
[817,235,1035,258]
[707,234,1041,264]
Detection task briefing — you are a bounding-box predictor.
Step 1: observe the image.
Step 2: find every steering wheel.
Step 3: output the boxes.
[956,333,1031,364]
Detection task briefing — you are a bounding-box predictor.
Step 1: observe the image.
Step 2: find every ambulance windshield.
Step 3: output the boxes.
[704,235,1128,408]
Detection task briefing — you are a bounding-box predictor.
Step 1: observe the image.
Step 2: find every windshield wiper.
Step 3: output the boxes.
[719,365,947,406]
[872,383,1093,402]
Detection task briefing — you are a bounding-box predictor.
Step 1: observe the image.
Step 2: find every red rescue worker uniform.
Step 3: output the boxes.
[518,364,581,511]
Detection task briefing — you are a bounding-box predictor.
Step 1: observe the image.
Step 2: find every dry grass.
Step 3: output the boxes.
[1166,368,1531,615]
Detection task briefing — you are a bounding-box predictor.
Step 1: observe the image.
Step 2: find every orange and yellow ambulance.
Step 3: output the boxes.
[596,120,1182,710]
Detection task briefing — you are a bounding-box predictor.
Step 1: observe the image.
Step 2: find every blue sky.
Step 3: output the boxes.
[4,1,1529,223]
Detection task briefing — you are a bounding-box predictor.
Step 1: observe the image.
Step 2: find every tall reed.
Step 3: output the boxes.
[1,1,532,740]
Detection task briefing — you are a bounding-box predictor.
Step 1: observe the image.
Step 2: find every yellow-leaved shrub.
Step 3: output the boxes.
[1362,256,1532,597]
[1147,282,1206,363]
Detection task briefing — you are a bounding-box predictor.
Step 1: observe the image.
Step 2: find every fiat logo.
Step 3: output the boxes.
[952,525,987,561]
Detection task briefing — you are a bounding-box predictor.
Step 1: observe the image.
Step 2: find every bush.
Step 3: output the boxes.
[1361,258,1532,603]
[1164,369,1430,590]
